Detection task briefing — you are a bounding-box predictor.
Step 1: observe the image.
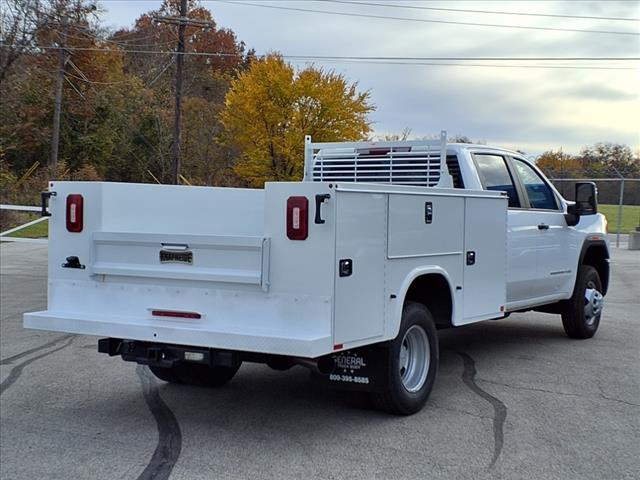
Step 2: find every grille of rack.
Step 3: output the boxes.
[311,146,442,187]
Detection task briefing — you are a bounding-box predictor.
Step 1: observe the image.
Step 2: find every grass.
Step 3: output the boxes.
[599,204,639,234]
[3,204,638,239]
[4,215,49,238]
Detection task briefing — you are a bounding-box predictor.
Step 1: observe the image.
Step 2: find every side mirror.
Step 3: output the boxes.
[575,182,598,215]
[565,182,598,227]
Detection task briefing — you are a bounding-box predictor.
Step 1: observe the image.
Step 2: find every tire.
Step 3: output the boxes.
[267,357,295,371]
[561,265,604,339]
[372,302,439,415]
[150,363,241,387]
[149,365,183,384]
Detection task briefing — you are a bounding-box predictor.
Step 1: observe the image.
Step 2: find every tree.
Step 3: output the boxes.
[220,54,374,187]
[536,149,583,178]
[111,0,250,99]
[579,143,640,177]
[1,0,251,188]
[0,0,82,82]
[381,127,412,141]
[1,12,142,175]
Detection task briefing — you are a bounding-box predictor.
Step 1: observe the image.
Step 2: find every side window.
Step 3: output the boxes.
[512,159,558,210]
[474,154,520,208]
[446,154,465,189]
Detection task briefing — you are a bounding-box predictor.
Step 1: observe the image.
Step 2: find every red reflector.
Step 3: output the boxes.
[66,194,83,232]
[333,343,343,351]
[152,310,202,319]
[287,196,308,240]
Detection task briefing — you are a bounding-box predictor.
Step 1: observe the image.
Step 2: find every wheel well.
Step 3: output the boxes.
[582,244,609,295]
[404,274,453,328]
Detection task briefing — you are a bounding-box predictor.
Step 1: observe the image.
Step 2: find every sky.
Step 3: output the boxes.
[97,0,640,155]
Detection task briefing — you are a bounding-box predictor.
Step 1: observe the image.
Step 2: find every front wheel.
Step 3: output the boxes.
[372,302,439,415]
[562,265,604,339]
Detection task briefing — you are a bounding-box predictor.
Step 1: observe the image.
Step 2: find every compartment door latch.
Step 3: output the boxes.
[466,251,476,266]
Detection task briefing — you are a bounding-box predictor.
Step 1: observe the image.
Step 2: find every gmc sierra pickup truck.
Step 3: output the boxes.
[25,132,609,415]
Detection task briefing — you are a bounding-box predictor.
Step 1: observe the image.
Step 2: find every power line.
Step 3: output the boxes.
[2,45,637,70]
[317,0,640,22]
[3,45,636,61]
[213,0,640,36]
[320,59,635,70]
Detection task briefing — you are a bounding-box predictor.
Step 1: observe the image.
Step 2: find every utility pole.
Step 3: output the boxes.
[154,1,214,185]
[172,0,187,186]
[50,16,68,167]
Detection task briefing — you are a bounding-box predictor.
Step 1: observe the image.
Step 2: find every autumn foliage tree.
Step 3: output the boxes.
[220,54,374,187]
[536,150,583,178]
[536,145,640,178]
[1,0,256,192]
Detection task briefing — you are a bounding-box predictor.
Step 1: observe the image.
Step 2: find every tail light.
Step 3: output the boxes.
[66,194,83,232]
[287,196,308,240]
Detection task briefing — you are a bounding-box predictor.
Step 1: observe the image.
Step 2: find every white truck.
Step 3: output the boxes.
[25,132,609,415]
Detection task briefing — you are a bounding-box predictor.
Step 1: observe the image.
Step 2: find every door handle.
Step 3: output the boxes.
[314,194,331,224]
[538,223,549,230]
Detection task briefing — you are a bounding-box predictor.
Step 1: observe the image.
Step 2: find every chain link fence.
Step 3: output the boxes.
[548,177,640,247]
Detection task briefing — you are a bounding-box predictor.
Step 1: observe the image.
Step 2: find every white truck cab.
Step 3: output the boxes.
[25,132,609,415]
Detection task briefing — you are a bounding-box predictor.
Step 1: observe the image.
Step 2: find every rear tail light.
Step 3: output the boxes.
[66,194,83,232]
[287,196,309,240]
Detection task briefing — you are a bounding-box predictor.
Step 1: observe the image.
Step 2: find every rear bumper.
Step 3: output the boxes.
[24,310,332,358]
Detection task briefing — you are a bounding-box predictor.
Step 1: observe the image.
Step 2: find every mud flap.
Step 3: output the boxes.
[315,345,387,392]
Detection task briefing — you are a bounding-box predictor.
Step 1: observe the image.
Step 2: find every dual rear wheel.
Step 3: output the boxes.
[372,302,439,415]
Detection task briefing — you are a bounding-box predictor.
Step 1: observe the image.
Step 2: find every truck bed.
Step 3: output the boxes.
[25,180,507,358]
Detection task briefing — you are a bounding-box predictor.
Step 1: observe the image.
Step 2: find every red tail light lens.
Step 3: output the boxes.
[287,196,308,240]
[66,194,83,232]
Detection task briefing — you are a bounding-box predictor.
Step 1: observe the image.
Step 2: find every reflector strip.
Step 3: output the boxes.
[151,310,202,319]
[333,343,344,350]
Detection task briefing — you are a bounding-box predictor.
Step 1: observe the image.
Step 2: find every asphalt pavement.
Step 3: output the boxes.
[1,242,638,480]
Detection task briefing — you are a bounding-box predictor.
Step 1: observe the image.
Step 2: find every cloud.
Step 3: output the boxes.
[556,83,637,101]
[98,0,640,155]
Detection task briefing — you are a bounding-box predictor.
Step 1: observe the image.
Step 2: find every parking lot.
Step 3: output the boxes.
[1,242,638,480]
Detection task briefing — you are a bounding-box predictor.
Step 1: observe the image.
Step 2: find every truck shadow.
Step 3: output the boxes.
[154,315,570,417]
[84,316,575,477]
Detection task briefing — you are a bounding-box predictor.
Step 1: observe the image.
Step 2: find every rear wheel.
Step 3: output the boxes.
[372,302,439,415]
[562,265,604,339]
[149,363,241,387]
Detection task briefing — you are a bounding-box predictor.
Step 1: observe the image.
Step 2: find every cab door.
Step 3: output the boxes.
[509,157,573,298]
[473,153,542,304]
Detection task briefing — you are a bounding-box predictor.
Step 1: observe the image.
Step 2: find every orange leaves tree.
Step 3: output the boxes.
[220,54,374,187]
[536,150,583,178]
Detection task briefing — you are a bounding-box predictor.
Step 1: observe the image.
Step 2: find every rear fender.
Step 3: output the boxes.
[392,266,456,339]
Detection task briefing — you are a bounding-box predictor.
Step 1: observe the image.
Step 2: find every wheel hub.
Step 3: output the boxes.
[399,325,430,393]
[584,283,604,326]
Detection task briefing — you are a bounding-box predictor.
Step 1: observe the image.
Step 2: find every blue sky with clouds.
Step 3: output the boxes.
[98,0,639,155]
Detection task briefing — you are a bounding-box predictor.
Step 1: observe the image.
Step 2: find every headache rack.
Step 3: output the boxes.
[304,130,453,188]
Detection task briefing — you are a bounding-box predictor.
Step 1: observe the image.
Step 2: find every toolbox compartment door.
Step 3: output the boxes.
[461,196,507,323]
[333,191,386,345]
[91,232,270,290]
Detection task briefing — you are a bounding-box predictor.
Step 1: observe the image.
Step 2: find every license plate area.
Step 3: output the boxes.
[159,250,193,265]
